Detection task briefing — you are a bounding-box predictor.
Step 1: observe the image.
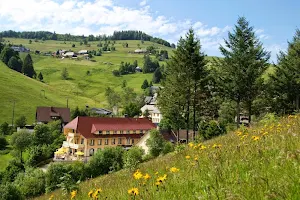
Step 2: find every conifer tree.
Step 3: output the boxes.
[267,29,300,114]
[158,29,207,142]
[38,72,43,81]
[213,17,270,127]
[141,79,149,89]
[0,46,16,65]
[22,54,36,78]
[8,56,22,72]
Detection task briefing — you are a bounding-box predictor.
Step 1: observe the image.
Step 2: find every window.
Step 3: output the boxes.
[105,139,109,145]
[89,148,94,156]
[132,139,135,144]
[127,130,130,134]
[106,131,110,134]
[90,139,94,146]
[81,138,84,144]
[118,138,122,144]
[98,139,102,145]
[111,138,115,145]
[99,130,102,134]
[122,130,125,134]
[114,130,118,134]
[75,139,79,144]
[140,130,143,134]
[126,138,131,145]
[133,130,136,134]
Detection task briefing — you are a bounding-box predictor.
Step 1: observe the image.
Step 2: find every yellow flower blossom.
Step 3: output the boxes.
[188,142,194,147]
[252,136,260,141]
[70,190,77,200]
[88,190,94,198]
[143,173,151,180]
[199,145,207,150]
[194,157,198,161]
[185,155,191,159]
[133,170,143,180]
[49,195,54,200]
[155,171,159,175]
[212,144,222,148]
[262,132,268,136]
[155,181,161,186]
[156,174,167,183]
[128,188,139,196]
[170,167,180,173]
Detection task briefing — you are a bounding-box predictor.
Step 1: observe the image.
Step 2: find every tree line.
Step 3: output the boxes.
[0,30,174,47]
[158,17,300,143]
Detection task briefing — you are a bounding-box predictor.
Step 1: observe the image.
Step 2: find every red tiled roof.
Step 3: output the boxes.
[36,107,70,123]
[64,116,156,138]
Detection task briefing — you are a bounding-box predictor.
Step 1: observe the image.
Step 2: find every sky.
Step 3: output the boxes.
[0,0,299,62]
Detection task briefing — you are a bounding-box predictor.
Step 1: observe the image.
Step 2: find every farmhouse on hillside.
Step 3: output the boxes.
[141,93,162,125]
[78,50,88,55]
[36,106,70,126]
[134,49,147,54]
[11,46,30,52]
[57,116,156,160]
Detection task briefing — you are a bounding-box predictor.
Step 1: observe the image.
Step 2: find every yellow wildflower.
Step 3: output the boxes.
[262,132,268,136]
[170,167,180,173]
[252,136,260,141]
[188,142,194,147]
[143,173,151,180]
[155,171,159,175]
[185,155,191,159]
[70,190,77,200]
[156,174,167,183]
[88,190,93,198]
[199,145,206,150]
[49,195,54,200]
[212,144,222,148]
[133,170,143,180]
[155,181,161,186]
[128,188,139,196]
[194,157,198,161]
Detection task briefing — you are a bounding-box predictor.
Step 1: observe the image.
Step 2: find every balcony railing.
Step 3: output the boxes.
[63,141,84,149]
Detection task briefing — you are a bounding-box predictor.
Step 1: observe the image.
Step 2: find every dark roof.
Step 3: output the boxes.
[64,116,156,138]
[36,107,70,123]
[90,108,112,115]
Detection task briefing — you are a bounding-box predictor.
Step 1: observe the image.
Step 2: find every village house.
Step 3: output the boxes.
[78,50,88,55]
[36,106,70,126]
[59,116,156,159]
[134,49,147,54]
[11,46,30,52]
[141,93,162,125]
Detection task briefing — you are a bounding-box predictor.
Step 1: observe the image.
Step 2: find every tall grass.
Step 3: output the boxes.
[36,115,300,200]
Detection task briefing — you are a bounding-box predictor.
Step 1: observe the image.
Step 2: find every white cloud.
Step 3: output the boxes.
[140,0,147,6]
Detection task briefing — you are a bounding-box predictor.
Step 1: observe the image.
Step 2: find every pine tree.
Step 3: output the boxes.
[141,79,149,89]
[0,46,16,65]
[158,29,207,143]
[38,72,44,81]
[61,68,69,80]
[213,17,270,127]
[22,54,36,78]
[152,67,162,83]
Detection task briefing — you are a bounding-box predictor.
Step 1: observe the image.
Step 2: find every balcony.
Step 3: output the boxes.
[63,141,84,149]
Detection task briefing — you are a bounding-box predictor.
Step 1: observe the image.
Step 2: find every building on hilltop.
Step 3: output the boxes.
[11,46,30,52]
[59,116,156,159]
[36,106,70,126]
[78,50,88,54]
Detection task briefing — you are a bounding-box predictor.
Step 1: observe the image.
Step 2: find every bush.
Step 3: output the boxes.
[14,168,45,198]
[146,129,165,157]
[174,144,186,153]
[0,136,8,150]
[123,146,144,170]
[112,70,120,77]
[45,163,67,192]
[162,142,174,155]
[15,116,26,128]
[199,120,226,140]
[25,145,52,167]
[259,113,279,126]
[87,147,124,177]
[0,122,10,135]
[3,159,25,183]
[0,183,23,200]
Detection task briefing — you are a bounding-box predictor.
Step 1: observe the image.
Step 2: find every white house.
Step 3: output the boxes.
[78,50,88,54]
[141,104,162,124]
[135,132,151,154]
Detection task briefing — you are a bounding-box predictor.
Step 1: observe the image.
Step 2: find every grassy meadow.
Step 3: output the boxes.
[36,115,300,200]
[0,38,174,124]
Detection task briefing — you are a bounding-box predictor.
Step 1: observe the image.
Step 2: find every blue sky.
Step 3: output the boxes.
[0,0,299,62]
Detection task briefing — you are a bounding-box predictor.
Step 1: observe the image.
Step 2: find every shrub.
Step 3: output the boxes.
[26,145,52,167]
[112,70,120,77]
[146,129,165,157]
[14,168,45,198]
[174,144,186,153]
[0,122,10,135]
[259,113,279,126]
[0,183,23,200]
[87,147,124,177]
[123,146,144,170]
[15,116,26,128]
[0,136,8,150]
[45,163,67,192]
[199,120,226,140]
[3,159,25,183]
[162,141,174,155]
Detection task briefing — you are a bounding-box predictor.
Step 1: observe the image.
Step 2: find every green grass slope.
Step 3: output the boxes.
[37,115,300,200]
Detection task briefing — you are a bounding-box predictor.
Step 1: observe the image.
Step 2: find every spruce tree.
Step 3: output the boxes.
[152,67,162,83]
[141,79,149,89]
[158,29,207,142]
[8,56,22,72]
[38,72,44,81]
[267,29,300,113]
[0,46,16,65]
[213,17,270,126]
[22,54,35,78]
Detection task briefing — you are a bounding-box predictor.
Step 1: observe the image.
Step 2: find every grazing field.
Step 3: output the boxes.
[0,38,173,124]
[35,115,300,200]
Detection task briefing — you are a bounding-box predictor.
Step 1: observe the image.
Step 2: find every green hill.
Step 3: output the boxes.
[35,115,300,200]
[0,38,173,124]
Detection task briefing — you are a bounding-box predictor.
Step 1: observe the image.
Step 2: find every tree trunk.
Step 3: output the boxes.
[236,99,240,128]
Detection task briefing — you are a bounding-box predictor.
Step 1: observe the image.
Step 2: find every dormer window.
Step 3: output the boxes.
[106,131,110,134]
[140,130,143,134]
[133,130,136,134]
[127,130,130,134]
[98,130,102,134]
